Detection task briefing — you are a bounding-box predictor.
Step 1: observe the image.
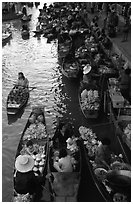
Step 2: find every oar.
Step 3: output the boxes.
[13,84,37,90]
[29,87,37,91]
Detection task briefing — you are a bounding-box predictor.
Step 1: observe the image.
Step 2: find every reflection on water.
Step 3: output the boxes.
[2,5,64,201]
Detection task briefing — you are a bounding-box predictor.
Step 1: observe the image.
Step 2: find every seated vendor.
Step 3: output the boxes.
[14,155,42,200]
[25,140,36,155]
[95,138,111,169]
[52,122,74,149]
[53,148,74,172]
[15,72,29,88]
[82,64,98,88]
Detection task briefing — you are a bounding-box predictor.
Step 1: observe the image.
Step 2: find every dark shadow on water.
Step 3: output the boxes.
[7,108,25,125]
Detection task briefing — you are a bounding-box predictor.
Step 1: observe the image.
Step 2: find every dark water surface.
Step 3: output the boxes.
[2,4,129,202]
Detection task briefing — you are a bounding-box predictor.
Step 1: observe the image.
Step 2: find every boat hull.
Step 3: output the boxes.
[7,87,29,115]
[13,106,49,202]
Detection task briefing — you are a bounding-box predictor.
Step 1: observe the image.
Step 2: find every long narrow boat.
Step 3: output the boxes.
[48,124,81,202]
[79,83,101,119]
[62,57,80,80]
[13,106,49,202]
[7,86,29,115]
[106,78,131,152]
[79,125,131,202]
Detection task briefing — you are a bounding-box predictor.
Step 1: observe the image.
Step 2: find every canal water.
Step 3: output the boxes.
[2,4,128,202]
[2,4,82,201]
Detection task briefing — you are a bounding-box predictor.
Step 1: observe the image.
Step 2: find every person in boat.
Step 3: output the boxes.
[25,140,36,155]
[82,64,98,88]
[14,155,43,200]
[22,5,27,16]
[16,72,29,88]
[118,67,131,102]
[22,24,29,31]
[53,148,75,172]
[51,122,74,149]
[95,138,111,169]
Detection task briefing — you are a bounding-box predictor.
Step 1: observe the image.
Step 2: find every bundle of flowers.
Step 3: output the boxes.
[79,126,100,157]
[80,89,100,111]
[66,137,79,153]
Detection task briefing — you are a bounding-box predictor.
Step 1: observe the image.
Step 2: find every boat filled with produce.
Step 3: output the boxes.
[13,106,49,202]
[7,86,29,115]
[79,88,100,119]
[48,123,81,202]
[79,126,131,202]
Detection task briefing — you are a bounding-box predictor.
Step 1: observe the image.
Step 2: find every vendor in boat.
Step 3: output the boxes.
[14,155,43,200]
[118,68,131,102]
[53,148,75,172]
[82,64,98,88]
[25,140,36,155]
[16,72,29,88]
[95,138,111,169]
[22,5,27,16]
[22,24,29,31]
[51,122,74,149]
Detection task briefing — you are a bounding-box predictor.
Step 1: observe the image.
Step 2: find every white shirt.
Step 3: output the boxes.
[54,155,73,172]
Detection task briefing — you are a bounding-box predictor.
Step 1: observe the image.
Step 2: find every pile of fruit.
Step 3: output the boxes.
[23,109,47,140]
[80,89,100,112]
[7,87,29,107]
[79,126,100,157]
[20,143,46,156]
[98,65,114,74]
[124,123,131,141]
[32,152,46,175]
[23,123,47,140]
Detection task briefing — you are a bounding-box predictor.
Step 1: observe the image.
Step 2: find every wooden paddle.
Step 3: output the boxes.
[13,84,36,90]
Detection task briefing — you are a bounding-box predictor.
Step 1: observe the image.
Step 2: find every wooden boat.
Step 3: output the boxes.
[79,83,101,119]
[13,106,49,202]
[106,78,131,151]
[48,125,82,202]
[21,14,32,22]
[7,86,29,115]
[2,32,12,44]
[79,125,131,202]
[62,57,80,80]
